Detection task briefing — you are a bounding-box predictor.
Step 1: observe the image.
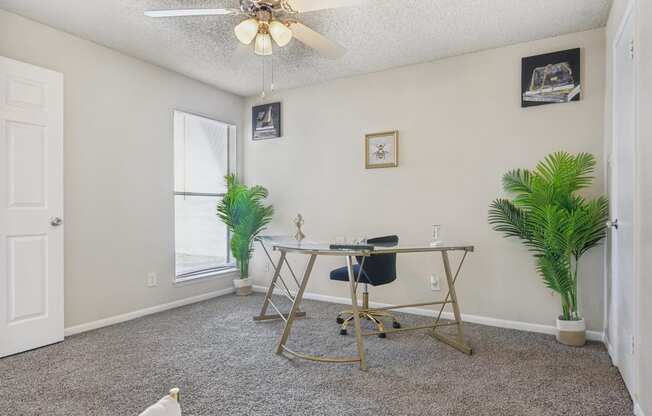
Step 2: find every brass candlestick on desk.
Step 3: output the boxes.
[293,213,306,241]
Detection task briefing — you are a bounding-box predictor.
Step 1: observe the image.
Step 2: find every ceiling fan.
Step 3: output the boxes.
[145,0,367,58]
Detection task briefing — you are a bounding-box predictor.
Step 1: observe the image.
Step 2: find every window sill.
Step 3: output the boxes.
[174,267,239,287]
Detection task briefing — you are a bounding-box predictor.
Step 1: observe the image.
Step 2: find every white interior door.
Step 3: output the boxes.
[609,6,636,394]
[0,56,64,358]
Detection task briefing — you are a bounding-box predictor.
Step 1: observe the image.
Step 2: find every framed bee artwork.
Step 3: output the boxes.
[365,130,399,169]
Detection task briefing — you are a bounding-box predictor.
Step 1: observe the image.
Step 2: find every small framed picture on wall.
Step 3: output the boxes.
[365,130,399,169]
[252,102,281,140]
[521,48,581,108]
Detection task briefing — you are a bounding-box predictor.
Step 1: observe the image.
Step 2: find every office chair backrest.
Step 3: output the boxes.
[357,235,399,286]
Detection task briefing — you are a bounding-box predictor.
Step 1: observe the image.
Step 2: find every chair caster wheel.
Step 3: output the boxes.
[340,329,348,335]
[378,332,387,338]
[393,321,401,329]
[336,317,344,324]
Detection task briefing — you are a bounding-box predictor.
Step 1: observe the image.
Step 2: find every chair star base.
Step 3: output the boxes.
[336,292,400,338]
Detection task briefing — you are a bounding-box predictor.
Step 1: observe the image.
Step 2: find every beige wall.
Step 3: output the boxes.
[0,9,244,328]
[606,0,651,414]
[244,29,607,332]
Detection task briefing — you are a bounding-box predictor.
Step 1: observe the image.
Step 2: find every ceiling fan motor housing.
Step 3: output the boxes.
[243,0,298,16]
[255,10,273,24]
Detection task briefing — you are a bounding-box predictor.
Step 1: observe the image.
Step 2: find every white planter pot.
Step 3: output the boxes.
[233,277,252,296]
[556,317,586,347]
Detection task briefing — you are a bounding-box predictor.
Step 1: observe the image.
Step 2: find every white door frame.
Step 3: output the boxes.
[607,0,640,403]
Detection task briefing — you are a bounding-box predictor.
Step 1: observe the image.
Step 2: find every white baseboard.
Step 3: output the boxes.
[64,287,235,337]
[634,402,645,416]
[603,333,619,365]
[252,285,604,342]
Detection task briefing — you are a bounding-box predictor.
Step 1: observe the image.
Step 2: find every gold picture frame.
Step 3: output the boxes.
[365,130,399,169]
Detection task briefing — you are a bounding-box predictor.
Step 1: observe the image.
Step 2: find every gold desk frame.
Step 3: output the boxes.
[253,240,474,370]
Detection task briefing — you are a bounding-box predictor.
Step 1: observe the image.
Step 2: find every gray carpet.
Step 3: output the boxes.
[0,294,632,416]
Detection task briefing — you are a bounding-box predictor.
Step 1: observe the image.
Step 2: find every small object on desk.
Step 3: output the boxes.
[430,224,442,246]
[293,213,306,242]
[328,244,375,251]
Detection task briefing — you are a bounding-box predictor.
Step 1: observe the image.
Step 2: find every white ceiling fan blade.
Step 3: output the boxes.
[144,8,240,17]
[287,0,368,13]
[289,22,345,59]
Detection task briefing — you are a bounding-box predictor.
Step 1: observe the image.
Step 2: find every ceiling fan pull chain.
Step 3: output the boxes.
[261,50,266,99]
[270,54,275,92]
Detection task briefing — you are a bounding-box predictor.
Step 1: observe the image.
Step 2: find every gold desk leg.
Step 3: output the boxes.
[258,250,286,318]
[346,255,367,370]
[253,311,306,322]
[432,331,473,355]
[435,250,473,355]
[276,253,317,354]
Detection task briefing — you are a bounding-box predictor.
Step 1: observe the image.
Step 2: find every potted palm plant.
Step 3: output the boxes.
[489,152,608,346]
[217,174,274,296]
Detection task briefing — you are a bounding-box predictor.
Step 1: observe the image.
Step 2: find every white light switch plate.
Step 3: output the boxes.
[147,272,158,287]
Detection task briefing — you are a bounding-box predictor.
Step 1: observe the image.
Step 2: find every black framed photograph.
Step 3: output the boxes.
[252,102,281,140]
[521,48,581,108]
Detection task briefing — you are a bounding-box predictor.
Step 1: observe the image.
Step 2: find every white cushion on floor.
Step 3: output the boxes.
[138,395,181,416]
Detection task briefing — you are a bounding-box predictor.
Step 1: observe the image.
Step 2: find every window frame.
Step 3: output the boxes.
[172,110,238,282]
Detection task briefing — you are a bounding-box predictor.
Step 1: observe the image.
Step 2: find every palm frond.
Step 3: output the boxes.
[570,196,609,257]
[502,169,533,195]
[536,253,573,294]
[488,199,530,240]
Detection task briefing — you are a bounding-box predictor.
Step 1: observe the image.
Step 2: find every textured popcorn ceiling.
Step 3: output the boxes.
[0,0,612,97]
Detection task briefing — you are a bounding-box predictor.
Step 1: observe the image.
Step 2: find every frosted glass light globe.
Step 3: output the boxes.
[269,20,292,47]
[234,18,259,45]
[254,33,273,56]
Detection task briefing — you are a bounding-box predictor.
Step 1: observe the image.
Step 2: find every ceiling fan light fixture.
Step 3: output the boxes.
[234,18,259,45]
[268,20,292,47]
[254,33,273,56]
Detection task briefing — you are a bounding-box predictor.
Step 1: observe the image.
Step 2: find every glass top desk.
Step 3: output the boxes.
[254,236,474,371]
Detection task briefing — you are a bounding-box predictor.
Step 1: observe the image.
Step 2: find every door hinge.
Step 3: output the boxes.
[629,39,635,60]
[632,335,636,355]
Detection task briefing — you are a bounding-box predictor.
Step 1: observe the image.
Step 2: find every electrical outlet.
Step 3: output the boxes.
[430,274,440,291]
[265,262,270,272]
[147,272,158,288]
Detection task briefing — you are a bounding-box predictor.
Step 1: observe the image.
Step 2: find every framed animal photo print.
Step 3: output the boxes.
[252,102,281,140]
[521,48,581,108]
[365,130,399,169]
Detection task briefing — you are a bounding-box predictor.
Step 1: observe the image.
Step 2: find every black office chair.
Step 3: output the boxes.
[329,235,401,338]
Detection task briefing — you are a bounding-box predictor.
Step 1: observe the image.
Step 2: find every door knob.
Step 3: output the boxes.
[50,217,63,226]
[606,219,618,229]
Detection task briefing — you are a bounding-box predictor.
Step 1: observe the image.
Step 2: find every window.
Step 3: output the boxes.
[174,111,236,281]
